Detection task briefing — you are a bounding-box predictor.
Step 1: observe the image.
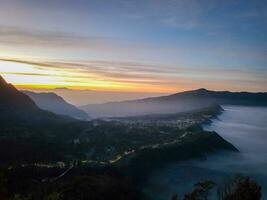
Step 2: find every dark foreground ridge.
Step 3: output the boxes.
[0,75,75,124]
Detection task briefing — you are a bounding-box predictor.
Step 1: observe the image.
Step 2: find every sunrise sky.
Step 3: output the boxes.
[0,0,267,104]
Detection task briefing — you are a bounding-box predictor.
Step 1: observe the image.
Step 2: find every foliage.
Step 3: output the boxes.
[171,177,262,200]
[183,181,215,200]
[223,177,261,200]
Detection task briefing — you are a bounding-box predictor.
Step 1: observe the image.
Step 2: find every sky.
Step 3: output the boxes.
[0,0,266,104]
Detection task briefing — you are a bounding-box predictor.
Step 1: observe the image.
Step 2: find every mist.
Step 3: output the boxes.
[82,101,211,118]
[81,95,218,118]
[29,88,167,106]
[144,106,267,200]
[202,106,267,175]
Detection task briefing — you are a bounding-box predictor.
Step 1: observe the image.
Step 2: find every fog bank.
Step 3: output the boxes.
[144,106,267,200]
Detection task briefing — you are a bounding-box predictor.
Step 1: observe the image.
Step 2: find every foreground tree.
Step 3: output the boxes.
[224,177,261,200]
[174,176,262,200]
[183,180,215,200]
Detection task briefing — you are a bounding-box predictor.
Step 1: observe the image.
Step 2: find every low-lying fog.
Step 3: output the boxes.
[144,106,267,200]
[83,100,212,118]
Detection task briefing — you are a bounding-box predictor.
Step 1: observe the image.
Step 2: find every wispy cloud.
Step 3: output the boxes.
[161,17,200,30]
[1,57,266,93]
[0,26,119,48]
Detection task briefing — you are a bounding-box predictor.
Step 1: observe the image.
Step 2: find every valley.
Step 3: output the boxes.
[0,75,265,200]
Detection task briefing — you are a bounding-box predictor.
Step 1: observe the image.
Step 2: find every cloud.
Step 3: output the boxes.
[0,58,178,85]
[1,57,266,93]
[0,25,120,49]
[161,17,200,30]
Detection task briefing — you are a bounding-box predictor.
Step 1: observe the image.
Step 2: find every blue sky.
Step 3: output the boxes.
[0,0,266,97]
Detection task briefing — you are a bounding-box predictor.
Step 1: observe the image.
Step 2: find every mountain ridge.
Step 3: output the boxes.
[81,88,267,118]
[0,75,75,124]
[0,75,38,111]
[82,88,267,106]
[23,90,89,120]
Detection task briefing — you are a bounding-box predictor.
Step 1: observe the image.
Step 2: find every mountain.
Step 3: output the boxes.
[0,75,87,164]
[23,91,89,120]
[0,75,74,124]
[81,88,267,118]
[0,76,37,111]
[159,88,267,105]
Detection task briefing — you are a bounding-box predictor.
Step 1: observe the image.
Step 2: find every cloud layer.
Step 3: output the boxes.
[1,58,266,94]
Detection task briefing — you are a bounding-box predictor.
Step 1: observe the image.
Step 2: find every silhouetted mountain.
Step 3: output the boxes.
[81,88,267,118]
[0,75,74,124]
[155,88,267,105]
[0,76,37,111]
[0,75,84,164]
[23,91,89,120]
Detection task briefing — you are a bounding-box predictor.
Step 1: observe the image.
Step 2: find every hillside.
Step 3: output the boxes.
[0,76,74,125]
[23,91,89,120]
[81,88,267,118]
[0,75,85,164]
[0,76,37,111]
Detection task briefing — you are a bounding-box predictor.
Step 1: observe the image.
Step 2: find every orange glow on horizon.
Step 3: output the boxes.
[0,59,186,93]
[13,83,179,93]
[1,58,266,94]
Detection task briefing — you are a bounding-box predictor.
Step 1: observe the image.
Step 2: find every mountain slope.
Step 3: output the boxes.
[0,75,74,124]
[0,75,86,164]
[81,88,267,118]
[0,76,36,111]
[154,88,267,105]
[23,91,89,120]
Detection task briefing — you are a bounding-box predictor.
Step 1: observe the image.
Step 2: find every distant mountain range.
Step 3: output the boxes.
[0,75,74,124]
[23,91,89,120]
[81,88,267,118]
[2,73,266,119]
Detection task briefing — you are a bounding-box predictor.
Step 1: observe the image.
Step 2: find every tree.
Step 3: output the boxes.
[184,180,215,200]
[224,177,261,200]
